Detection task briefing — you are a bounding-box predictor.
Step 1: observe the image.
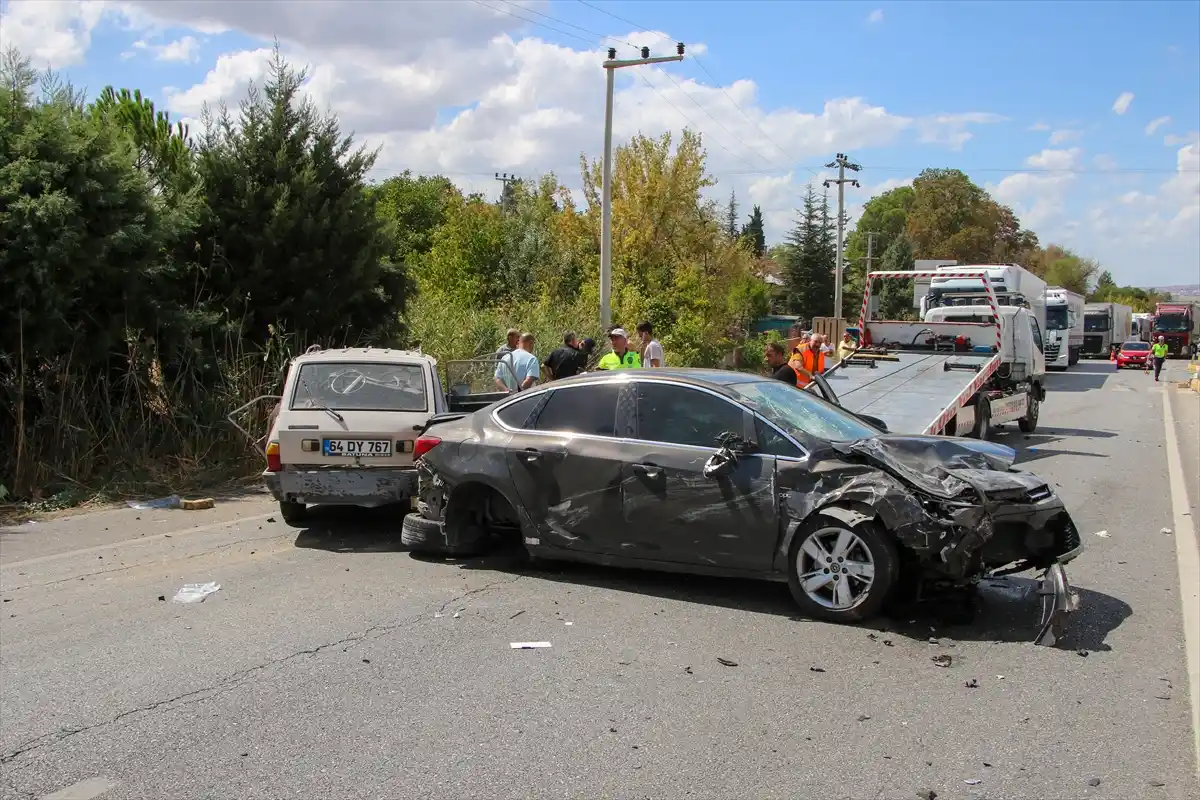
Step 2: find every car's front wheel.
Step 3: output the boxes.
[787,515,898,623]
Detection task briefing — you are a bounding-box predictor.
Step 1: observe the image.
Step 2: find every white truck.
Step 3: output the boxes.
[920,263,1048,334]
[1132,313,1153,343]
[1082,302,1133,358]
[826,270,1046,441]
[1044,287,1085,369]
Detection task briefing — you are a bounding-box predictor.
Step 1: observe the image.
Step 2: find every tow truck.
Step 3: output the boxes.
[817,270,1046,440]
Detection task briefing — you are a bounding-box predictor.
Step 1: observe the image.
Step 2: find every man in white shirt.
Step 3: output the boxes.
[636,321,664,368]
[494,332,540,392]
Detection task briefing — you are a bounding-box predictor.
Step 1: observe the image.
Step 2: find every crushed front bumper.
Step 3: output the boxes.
[264,467,418,508]
[1035,559,1081,646]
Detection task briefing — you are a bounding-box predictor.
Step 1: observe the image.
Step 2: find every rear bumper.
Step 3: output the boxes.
[264,467,417,507]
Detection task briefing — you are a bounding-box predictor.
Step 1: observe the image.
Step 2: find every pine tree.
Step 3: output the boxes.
[725,189,739,239]
[779,184,835,320]
[741,204,766,257]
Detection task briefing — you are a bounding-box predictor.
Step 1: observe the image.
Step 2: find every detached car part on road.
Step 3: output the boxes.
[228,347,519,524]
[402,369,1083,646]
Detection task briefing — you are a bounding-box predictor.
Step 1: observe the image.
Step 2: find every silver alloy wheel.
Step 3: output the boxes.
[796,526,876,610]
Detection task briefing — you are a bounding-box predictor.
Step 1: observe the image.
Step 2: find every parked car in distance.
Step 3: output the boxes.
[403,369,1083,644]
[1116,341,1151,369]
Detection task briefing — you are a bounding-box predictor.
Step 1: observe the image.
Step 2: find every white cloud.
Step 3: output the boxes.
[0,0,110,67]
[127,34,201,62]
[1093,154,1118,170]
[866,9,884,24]
[989,148,1083,230]
[1164,131,1199,147]
[1048,129,1081,145]
[1112,91,1135,115]
[1145,116,1171,136]
[1028,121,1050,132]
[916,112,1006,150]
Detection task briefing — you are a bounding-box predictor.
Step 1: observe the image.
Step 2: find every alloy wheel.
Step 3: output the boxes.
[795,526,876,610]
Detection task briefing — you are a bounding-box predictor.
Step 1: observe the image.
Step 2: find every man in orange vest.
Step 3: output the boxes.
[788,334,827,388]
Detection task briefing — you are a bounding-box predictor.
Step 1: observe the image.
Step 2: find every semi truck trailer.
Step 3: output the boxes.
[1082,302,1132,358]
[1044,287,1085,369]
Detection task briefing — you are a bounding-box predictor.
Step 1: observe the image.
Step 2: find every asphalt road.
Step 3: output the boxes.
[2,360,1198,800]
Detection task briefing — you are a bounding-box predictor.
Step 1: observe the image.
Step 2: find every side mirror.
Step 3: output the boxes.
[703,448,737,479]
[858,414,888,433]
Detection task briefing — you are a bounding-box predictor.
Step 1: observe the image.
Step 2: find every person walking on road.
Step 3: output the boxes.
[1151,336,1169,382]
[597,328,641,370]
[495,332,540,392]
[636,321,664,368]
[544,331,583,381]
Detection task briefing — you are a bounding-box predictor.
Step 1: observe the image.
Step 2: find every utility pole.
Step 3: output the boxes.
[494,172,519,212]
[823,153,861,318]
[600,43,685,331]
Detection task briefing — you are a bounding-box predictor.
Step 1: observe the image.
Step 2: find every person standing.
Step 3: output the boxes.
[597,328,641,370]
[576,338,597,373]
[495,332,540,392]
[1151,335,1169,382]
[497,328,520,357]
[836,331,857,363]
[544,331,583,381]
[636,321,664,368]
[765,341,798,385]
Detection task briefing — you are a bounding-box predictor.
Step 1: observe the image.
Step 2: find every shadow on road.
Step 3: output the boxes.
[290,504,409,553]
[445,546,1130,652]
[1043,363,1115,392]
[997,425,1117,466]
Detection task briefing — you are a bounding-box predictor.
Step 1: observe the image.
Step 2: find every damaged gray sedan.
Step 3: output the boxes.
[402,370,1082,645]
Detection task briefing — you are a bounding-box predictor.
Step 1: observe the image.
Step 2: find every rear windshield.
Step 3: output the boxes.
[290,362,428,411]
[1121,342,1149,351]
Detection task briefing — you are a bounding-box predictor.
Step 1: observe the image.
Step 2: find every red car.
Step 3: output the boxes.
[1116,341,1150,369]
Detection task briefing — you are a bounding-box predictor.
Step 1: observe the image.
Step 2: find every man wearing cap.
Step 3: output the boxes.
[1151,335,1169,382]
[597,328,642,370]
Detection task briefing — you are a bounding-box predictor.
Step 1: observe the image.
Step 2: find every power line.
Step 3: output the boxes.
[478,0,771,171]
[574,0,813,176]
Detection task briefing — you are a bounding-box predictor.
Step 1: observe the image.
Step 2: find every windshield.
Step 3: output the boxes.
[1154,314,1190,333]
[1084,314,1109,332]
[1121,342,1149,352]
[728,380,879,443]
[290,362,428,411]
[1045,306,1069,331]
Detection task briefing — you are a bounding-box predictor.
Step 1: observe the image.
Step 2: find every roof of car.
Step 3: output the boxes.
[290,347,437,365]
[552,367,767,390]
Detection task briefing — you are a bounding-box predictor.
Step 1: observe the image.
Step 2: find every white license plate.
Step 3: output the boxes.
[323,439,392,457]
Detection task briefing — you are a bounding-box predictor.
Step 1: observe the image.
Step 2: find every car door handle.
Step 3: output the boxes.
[633,463,663,479]
[521,448,542,462]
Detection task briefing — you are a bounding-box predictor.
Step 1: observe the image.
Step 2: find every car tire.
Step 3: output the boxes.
[401,513,489,557]
[279,500,306,525]
[971,395,992,440]
[1018,391,1040,433]
[787,515,899,624]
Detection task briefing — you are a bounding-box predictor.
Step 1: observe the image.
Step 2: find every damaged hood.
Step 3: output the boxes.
[832,435,1035,501]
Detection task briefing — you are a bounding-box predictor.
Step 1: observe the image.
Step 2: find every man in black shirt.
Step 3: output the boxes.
[765,341,798,385]
[544,331,583,380]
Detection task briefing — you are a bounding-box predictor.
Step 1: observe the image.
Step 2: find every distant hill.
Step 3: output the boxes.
[1152,285,1200,296]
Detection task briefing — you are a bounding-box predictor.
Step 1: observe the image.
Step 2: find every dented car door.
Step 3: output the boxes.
[499,383,630,553]
[619,381,778,570]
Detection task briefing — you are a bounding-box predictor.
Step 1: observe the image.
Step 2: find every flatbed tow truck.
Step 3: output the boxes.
[820,270,1047,440]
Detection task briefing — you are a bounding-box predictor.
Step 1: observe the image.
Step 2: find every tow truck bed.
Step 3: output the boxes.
[823,351,1000,435]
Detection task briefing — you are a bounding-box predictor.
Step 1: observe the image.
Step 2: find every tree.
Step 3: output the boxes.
[779,185,835,321]
[1032,245,1098,295]
[876,235,917,320]
[905,168,1029,264]
[741,204,766,257]
[90,87,194,194]
[725,190,739,239]
[190,47,403,344]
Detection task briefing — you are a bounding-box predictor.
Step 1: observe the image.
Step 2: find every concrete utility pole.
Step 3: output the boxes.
[864,231,880,272]
[600,43,685,331]
[823,153,861,318]
[494,172,519,212]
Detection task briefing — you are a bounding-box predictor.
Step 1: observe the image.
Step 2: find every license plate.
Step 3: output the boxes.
[322,439,392,457]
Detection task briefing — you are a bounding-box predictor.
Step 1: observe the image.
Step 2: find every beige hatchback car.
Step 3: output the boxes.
[250,346,449,524]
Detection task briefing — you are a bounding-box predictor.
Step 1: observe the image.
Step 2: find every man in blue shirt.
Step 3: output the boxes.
[495,332,540,392]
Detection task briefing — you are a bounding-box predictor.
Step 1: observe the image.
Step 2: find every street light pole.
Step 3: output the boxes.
[600,43,685,331]
[823,153,861,319]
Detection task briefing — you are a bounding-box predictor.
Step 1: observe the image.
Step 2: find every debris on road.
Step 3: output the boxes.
[1161,527,1172,535]
[883,639,894,646]
[182,498,215,510]
[509,610,525,619]
[129,495,182,510]
[916,789,938,800]
[172,582,221,603]
[1094,530,1110,538]
[857,714,871,722]
[809,666,826,673]
[717,658,738,667]
[964,678,979,688]
[964,779,982,785]
[157,595,165,601]
[509,642,551,649]
[684,666,693,674]
[1087,778,1101,787]
[1076,649,1089,657]
[931,654,953,668]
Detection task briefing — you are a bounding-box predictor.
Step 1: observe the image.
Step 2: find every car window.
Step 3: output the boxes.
[728,379,877,443]
[754,416,803,458]
[290,362,427,412]
[533,385,619,437]
[496,393,543,429]
[636,383,744,448]
[1029,317,1044,351]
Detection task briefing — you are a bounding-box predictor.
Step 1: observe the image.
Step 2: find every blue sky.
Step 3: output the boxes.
[3,0,1198,287]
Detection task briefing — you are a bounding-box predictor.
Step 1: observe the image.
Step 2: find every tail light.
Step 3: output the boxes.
[413,436,441,461]
[265,441,282,472]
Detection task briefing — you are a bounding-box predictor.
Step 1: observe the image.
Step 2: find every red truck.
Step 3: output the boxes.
[1151,302,1200,358]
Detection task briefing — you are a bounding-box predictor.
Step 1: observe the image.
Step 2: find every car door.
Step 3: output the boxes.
[619,380,778,571]
[498,382,632,554]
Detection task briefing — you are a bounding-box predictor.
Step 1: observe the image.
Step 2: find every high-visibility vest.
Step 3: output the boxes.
[597,350,641,369]
[1152,342,1169,358]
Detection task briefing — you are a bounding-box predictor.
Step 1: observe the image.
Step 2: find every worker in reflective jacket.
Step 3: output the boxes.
[597,327,642,370]
[788,334,827,388]
[1151,336,1169,382]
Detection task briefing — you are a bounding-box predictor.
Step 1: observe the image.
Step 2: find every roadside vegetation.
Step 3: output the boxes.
[0,47,1162,506]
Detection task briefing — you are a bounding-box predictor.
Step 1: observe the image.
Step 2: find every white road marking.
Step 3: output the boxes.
[1163,388,1200,780]
[39,777,116,800]
[0,512,277,570]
